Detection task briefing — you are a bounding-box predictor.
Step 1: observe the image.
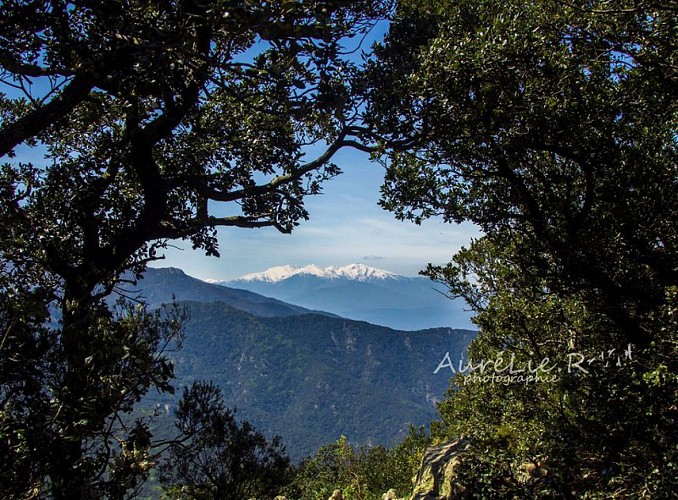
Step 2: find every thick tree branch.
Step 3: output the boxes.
[0,51,61,78]
[209,215,286,232]
[191,128,371,203]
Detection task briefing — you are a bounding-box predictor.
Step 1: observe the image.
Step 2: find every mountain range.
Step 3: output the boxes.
[130,266,336,317]
[223,263,399,282]
[215,264,475,331]
[124,267,476,460]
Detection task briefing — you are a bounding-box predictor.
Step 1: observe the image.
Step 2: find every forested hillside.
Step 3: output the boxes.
[143,300,474,460]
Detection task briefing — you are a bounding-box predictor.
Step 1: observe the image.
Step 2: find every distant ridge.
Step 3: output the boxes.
[118,267,337,318]
[216,264,475,331]
[220,263,399,283]
[145,300,476,460]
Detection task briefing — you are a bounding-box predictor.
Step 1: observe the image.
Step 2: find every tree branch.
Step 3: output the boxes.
[0,73,94,157]
[191,127,370,203]
[208,215,286,232]
[0,50,65,78]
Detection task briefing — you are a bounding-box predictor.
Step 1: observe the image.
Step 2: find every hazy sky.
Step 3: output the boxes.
[154,146,481,280]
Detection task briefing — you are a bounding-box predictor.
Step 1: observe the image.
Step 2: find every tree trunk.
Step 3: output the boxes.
[49,283,97,499]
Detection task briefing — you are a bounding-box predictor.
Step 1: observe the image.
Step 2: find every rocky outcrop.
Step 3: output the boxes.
[410,438,471,499]
[516,460,549,485]
[382,489,402,499]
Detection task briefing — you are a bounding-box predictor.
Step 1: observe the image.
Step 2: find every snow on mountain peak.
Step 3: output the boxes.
[231,264,398,283]
[328,264,397,281]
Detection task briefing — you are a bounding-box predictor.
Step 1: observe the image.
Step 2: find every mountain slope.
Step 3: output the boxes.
[120,267,336,318]
[128,267,476,459]
[219,264,474,330]
[145,301,475,460]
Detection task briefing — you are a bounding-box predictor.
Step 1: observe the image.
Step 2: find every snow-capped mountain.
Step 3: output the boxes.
[213,264,474,331]
[231,263,399,283]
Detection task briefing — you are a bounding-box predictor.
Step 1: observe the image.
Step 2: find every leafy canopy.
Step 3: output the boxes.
[366,0,677,496]
[289,427,429,500]
[159,381,291,500]
[0,1,390,497]
[367,0,676,346]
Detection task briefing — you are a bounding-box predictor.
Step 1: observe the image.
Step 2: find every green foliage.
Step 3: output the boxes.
[427,240,678,497]
[368,0,676,345]
[366,0,677,497]
[0,1,389,496]
[0,293,186,498]
[0,269,55,497]
[291,435,359,499]
[289,426,429,499]
[159,381,291,500]
[386,425,431,496]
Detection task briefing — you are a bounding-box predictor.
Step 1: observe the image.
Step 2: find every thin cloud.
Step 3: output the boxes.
[363,255,385,261]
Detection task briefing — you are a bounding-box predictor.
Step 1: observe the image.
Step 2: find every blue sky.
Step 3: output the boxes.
[151,21,481,280]
[154,146,481,280]
[6,19,480,281]
[16,129,481,281]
